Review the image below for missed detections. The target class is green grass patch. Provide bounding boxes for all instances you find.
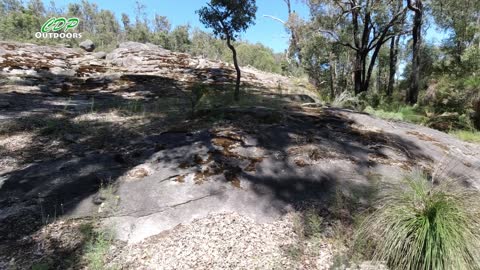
[80,223,115,270]
[356,172,480,270]
[450,130,480,144]
[364,105,427,124]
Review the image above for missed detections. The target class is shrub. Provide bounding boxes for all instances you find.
[356,172,480,270]
[332,91,362,109]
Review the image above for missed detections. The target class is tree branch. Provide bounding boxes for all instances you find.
[407,0,421,13]
[263,14,286,25]
[318,29,359,51]
[367,7,407,49]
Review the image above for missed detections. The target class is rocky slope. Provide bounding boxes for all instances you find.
[0,41,479,269]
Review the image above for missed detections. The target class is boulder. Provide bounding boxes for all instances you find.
[79,39,95,52]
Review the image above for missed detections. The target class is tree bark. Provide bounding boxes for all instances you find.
[352,1,364,95]
[377,57,382,93]
[387,36,397,96]
[387,0,404,96]
[285,0,302,65]
[406,0,423,105]
[226,37,241,101]
[329,52,337,99]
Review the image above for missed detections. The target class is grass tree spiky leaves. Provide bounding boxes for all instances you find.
[357,171,480,270]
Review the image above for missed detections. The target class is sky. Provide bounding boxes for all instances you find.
[48,0,446,53]
[49,0,310,53]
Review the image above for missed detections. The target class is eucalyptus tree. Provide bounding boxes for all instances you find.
[387,0,406,96]
[197,0,257,101]
[406,0,423,104]
[264,0,303,66]
[309,0,407,94]
[431,0,480,65]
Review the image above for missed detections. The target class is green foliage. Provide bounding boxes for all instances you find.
[189,28,226,60]
[81,224,115,270]
[236,42,281,73]
[431,0,480,63]
[303,208,323,238]
[0,0,47,43]
[197,0,258,100]
[331,91,360,108]
[196,0,257,41]
[168,25,191,52]
[424,75,479,114]
[357,172,480,270]
[364,105,427,124]
[461,46,480,74]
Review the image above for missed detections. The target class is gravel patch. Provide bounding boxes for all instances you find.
[107,212,335,270]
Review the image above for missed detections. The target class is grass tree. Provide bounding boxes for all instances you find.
[357,171,480,270]
[197,0,257,101]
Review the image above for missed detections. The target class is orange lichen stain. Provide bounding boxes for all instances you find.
[230,176,241,188]
[294,158,309,167]
[407,131,438,142]
[432,142,449,152]
[193,165,222,185]
[193,171,206,184]
[178,162,191,169]
[308,149,322,161]
[244,157,263,172]
[223,167,242,188]
[175,174,186,183]
[211,137,237,148]
[211,137,243,158]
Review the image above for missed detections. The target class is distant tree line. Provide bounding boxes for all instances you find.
[0,0,284,74]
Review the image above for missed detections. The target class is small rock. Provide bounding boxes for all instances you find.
[128,167,149,179]
[92,193,106,205]
[63,134,76,143]
[50,87,64,94]
[79,39,95,52]
[93,51,107,59]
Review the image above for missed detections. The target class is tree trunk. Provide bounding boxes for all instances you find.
[352,1,363,95]
[387,0,404,96]
[226,37,241,101]
[406,0,423,104]
[377,59,382,93]
[329,52,337,99]
[354,51,364,94]
[285,0,302,65]
[387,36,399,96]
